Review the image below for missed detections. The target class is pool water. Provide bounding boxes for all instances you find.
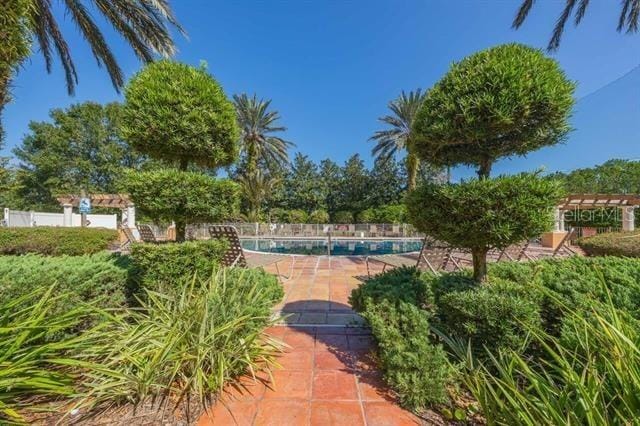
[240,238,423,256]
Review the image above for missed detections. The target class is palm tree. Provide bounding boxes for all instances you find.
[513,0,639,51]
[233,93,294,176]
[370,89,426,191]
[1,0,183,141]
[238,170,280,222]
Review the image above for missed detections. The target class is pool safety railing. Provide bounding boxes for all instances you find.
[184,222,423,240]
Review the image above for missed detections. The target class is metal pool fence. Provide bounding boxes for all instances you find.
[184,223,423,240]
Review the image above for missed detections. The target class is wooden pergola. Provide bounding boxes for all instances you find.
[554,193,639,233]
[56,193,133,208]
[56,194,136,228]
[559,194,640,210]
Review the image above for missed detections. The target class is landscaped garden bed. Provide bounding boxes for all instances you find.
[350,256,640,422]
[577,230,640,257]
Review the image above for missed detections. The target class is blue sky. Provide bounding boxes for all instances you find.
[3,0,639,179]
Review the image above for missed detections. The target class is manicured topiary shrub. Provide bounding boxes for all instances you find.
[406,173,562,281]
[0,252,131,319]
[0,227,118,256]
[576,231,640,258]
[130,240,229,292]
[124,169,240,241]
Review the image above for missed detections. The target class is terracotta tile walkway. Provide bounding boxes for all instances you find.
[198,256,423,426]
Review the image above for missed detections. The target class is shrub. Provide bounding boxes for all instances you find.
[0,227,118,256]
[287,209,308,223]
[406,173,562,281]
[357,208,376,223]
[350,266,433,311]
[457,285,640,425]
[489,256,640,332]
[0,253,131,318]
[432,277,541,358]
[333,210,354,224]
[361,299,454,409]
[375,204,407,223]
[130,240,229,292]
[351,267,453,409]
[124,169,240,241]
[78,268,284,411]
[308,209,329,223]
[576,230,640,257]
[268,208,288,223]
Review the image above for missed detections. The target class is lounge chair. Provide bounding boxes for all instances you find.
[496,240,534,262]
[208,225,292,282]
[552,229,578,257]
[138,224,159,243]
[365,239,465,277]
[119,226,138,251]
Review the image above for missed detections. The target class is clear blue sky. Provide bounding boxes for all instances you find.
[3,0,639,179]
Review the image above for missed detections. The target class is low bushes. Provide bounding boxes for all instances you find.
[459,286,640,424]
[358,204,407,224]
[0,253,131,319]
[351,256,640,413]
[130,240,228,292]
[576,230,640,257]
[0,227,118,256]
[78,268,284,411]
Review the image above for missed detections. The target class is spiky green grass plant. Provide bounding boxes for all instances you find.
[77,268,283,413]
[0,286,98,424]
[450,284,640,425]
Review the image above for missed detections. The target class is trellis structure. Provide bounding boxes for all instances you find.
[556,193,639,232]
[56,193,136,228]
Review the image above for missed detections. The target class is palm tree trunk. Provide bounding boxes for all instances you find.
[406,153,419,191]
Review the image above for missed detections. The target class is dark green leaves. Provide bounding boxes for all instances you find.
[121,61,239,169]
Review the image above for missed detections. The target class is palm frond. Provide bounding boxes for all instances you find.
[27,0,182,94]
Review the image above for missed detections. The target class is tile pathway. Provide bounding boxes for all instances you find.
[198,256,423,426]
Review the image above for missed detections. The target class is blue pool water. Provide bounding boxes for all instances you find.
[240,238,423,256]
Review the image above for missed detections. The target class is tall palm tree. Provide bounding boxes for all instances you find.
[1,0,183,141]
[370,89,426,191]
[233,93,294,176]
[238,170,280,222]
[513,0,639,51]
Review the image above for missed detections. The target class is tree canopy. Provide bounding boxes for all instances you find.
[11,102,148,211]
[412,43,575,178]
[121,60,239,170]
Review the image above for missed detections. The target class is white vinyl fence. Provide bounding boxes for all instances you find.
[2,208,117,229]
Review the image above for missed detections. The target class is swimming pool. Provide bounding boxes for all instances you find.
[240,238,423,256]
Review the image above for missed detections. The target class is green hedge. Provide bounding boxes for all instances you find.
[576,231,640,258]
[130,240,229,292]
[351,256,640,411]
[0,253,131,322]
[0,227,118,256]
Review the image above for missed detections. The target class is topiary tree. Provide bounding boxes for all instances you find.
[121,61,240,241]
[406,173,563,281]
[408,44,574,282]
[124,169,240,239]
[412,43,575,179]
[121,60,239,171]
